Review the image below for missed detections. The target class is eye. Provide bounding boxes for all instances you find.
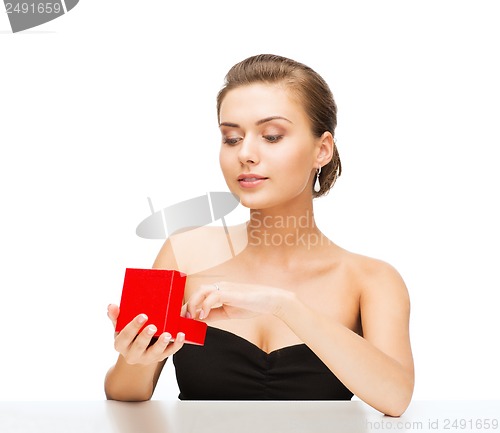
[263,135,283,143]
[223,136,242,146]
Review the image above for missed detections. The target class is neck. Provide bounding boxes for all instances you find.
[244,202,330,264]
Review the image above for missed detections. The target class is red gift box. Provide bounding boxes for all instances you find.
[115,268,207,345]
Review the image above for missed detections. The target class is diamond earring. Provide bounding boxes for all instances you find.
[314,167,321,193]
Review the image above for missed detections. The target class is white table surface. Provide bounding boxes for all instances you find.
[0,400,498,433]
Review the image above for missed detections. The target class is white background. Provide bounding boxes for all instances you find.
[1,1,499,402]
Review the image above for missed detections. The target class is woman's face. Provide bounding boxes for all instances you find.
[218,83,321,210]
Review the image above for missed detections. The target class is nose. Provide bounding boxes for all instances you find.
[238,135,260,166]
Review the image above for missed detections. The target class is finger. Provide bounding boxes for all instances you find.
[146,332,173,361]
[198,306,228,322]
[145,331,185,363]
[125,324,157,364]
[199,290,224,320]
[180,303,191,319]
[107,304,120,329]
[113,314,148,353]
[164,332,186,356]
[187,284,219,319]
[185,287,209,318]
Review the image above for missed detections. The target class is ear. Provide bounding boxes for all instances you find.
[315,131,334,167]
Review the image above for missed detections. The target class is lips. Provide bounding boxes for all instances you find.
[237,173,268,188]
[237,174,268,181]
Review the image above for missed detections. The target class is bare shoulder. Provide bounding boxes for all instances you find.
[338,248,414,390]
[152,223,248,274]
[339,248,410,305]
[152,236,178,269]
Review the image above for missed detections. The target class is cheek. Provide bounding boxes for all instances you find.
[274,145,316,189]
[276,145,313,174]
[219,149,234,178]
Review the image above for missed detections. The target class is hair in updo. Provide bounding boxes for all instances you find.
[216,54,342,198]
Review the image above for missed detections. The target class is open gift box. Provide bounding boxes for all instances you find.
[115,268,207,345]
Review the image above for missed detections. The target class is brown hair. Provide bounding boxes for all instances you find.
[216,54,342,198]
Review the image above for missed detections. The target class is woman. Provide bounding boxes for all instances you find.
[105,54,414,416]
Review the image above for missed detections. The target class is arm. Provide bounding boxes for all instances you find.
[187,260,414,416]
[104,308,185,401]
[276,262,414,416]
[104,238,185,402]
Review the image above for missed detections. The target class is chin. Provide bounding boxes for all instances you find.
[239,192,295,211]
[237,196,266,210]
[228,182,307,210]
[232,190,271,210]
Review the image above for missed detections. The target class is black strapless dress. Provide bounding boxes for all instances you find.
[173,326,353,400]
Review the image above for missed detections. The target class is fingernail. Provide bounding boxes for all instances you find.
[199,310,205,320]
[177,332,185,342]
[162,333,172,344]
[185,311,192,319]
[137,314,147,324]
[146,325,156,335]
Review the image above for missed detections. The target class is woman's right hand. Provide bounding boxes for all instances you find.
[107,304,185,365]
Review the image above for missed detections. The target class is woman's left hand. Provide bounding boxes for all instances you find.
[183,282,293,321]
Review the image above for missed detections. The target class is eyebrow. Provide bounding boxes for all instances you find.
[219,116,293,128]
